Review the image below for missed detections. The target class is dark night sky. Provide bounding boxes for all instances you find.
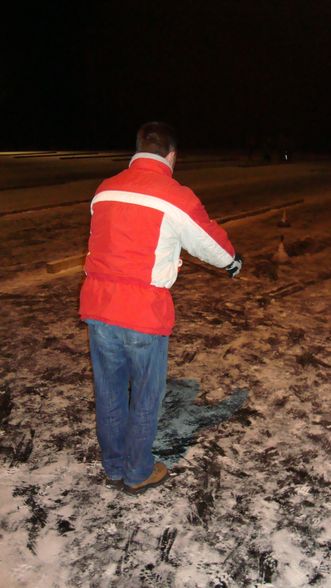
[2,1,331,151]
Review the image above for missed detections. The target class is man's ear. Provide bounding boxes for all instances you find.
[166,151,176,169]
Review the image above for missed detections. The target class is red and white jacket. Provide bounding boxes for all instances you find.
[79,153,235,335]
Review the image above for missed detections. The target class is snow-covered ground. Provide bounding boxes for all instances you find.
[0,162,330,587]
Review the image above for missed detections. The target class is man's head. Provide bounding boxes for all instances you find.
[136,121,177,169]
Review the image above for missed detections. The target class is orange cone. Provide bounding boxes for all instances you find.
[277,209,291,227]
[272,235,290,263]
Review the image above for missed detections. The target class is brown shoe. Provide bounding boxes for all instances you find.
[105,477,123,490]
[123,462,169,495]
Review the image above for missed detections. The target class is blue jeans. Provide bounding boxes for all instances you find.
[87,320,169,486]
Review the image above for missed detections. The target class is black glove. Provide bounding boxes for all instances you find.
[225,253,243,278]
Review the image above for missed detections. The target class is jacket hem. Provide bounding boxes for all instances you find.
[80,314,172,336]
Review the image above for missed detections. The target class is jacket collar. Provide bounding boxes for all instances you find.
[129,152,173,176]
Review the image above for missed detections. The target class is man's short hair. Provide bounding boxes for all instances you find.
[136,122,177,157]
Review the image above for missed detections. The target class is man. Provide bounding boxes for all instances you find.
[80,122,242,495]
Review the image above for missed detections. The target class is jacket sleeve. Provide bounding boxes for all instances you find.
[179,194,235,268]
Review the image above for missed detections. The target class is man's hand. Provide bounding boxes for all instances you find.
[225,253,243,278]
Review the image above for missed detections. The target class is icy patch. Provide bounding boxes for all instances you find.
[154,380,248,465]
